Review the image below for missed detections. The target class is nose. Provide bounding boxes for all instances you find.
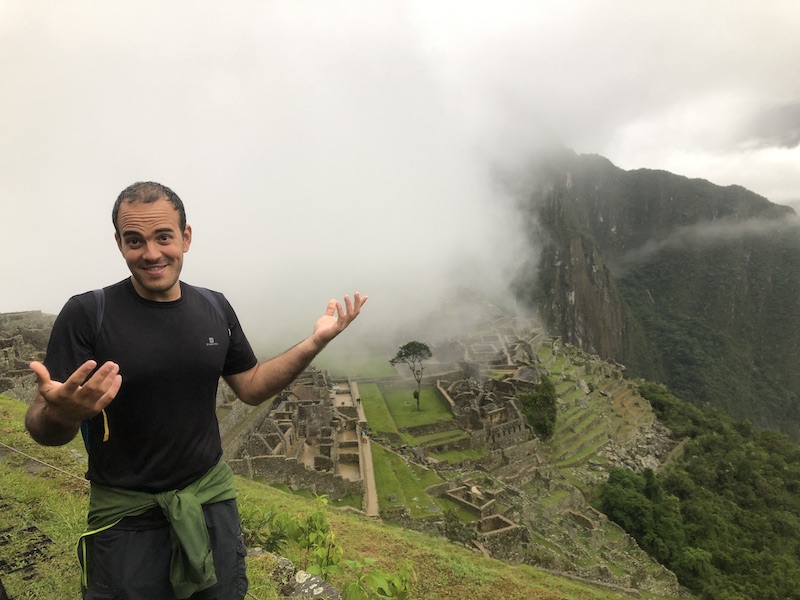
[142,241,161,261]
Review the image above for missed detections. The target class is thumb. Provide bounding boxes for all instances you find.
[29,361,52,387]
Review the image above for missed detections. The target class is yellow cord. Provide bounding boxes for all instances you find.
[101,409,109,442]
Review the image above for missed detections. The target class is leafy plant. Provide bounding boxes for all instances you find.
[238,500,289,553]
[275,495,416,595]
[341,557,416,599]
[280,495,345,579]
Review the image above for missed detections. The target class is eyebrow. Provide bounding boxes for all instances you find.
[122,226,177,238]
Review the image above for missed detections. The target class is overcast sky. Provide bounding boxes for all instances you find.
[2,1,799,353]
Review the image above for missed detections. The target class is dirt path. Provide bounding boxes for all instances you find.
[360,437,379,517]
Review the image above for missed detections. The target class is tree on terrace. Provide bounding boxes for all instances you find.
[390,341,432,411]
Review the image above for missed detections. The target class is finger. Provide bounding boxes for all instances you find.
[76,362,121,415]
[343,294,354,314]
[353,292,368,310]
[80,361,120,396]
[90,373,122,413]
[333,300,345,322]
[29,361,52,387]
[60,360,100,396]
[325,299,337,316]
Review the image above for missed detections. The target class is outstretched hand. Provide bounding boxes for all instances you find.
[311,292,368,348]
[29,360,122,427]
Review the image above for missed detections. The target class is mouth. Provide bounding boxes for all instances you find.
[140,264,169,275]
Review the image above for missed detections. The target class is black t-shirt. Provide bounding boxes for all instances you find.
[43,279,258,492]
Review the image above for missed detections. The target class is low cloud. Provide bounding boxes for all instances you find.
[616,213,800,273]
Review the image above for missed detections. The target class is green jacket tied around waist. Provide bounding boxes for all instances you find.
[80,459,237,599]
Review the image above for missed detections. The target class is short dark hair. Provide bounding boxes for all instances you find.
[112,182,187,235]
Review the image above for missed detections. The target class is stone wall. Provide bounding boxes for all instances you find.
[228,455,361,501]
[486,420,531,449]
[223,402,275,458]
[477,521,528,563]
[380,506,442,535]
[401,419,458,438]
[426,436,472,454]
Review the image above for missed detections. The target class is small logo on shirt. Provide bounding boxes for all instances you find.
[206,337,219,347]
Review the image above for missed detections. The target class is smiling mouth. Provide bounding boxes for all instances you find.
[141,264,169,273]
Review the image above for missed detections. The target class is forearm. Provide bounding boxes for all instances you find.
[227,336,326,406]
[25,395,81,447]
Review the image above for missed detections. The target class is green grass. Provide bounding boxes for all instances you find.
[415,464,445,489]
[370,443,442,518]
[557,438,610,468]
[381,386,453,429]
[268,481,313,498]
[556,380,575,395]
[390,393,468,447]
[416,430,469,447]
[528,530,567,556]
[359,382,400,434]
[267,482,362,509]
[568,415,603,437]
[545,489,571,507]
[563,388,587,403]
[429,447,490,464]
[0,399,93,599]
[434,496,481,522]
[550,356,570,374]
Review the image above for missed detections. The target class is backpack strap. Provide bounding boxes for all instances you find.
[92,288,105,337]
[81,289,106,452]
[192,285,232,337]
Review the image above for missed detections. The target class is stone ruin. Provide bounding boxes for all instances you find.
[221,312,555,513]
[445,483,498,518]
[431,373,544,486]
[224,367,367,504]
[0,311,55,400]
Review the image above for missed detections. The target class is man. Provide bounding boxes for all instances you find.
[25,181,367,599]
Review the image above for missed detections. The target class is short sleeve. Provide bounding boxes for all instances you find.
[43,293,97,382]
[218,296,258,376]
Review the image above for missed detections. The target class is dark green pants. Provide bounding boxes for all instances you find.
[80,499,248,600]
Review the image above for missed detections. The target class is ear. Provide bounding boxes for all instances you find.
[182,225,192,252]
[115,232,123,253]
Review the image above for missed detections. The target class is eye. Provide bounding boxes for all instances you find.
[125,237,142,247]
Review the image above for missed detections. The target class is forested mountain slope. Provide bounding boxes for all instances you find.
[512,149,800,437]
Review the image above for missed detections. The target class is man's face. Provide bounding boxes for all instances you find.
[115,198,192,301]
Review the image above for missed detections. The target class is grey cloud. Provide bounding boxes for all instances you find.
[741,103,800,149]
